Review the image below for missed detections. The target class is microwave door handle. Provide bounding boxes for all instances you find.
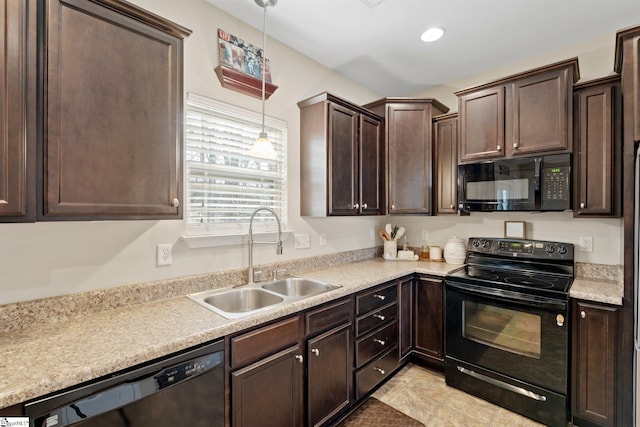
[534,158,541,192]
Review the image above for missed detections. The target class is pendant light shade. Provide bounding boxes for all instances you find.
[248,0,277,159]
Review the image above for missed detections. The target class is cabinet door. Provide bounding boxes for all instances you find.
[414,277,443,362]
[572,301,617,427]
[387,104,432,214]
[43,0,185,220]
[328,102,358,216]
[398,277,413,361]
[0,0,35,221]
[458,86,505,162]
[232,345,304,427]
[307,323,352,427]
[359,114,383,215]
[433,116,458,215]
[574,83,620,217]
[509,68,571,156]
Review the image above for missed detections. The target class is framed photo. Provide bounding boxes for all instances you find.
[217,29,272,82]
[504,221,526,239]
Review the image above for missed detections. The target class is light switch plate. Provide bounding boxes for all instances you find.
[294,234,310,249]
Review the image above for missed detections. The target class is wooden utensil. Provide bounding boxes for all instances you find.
[394,226,405,241]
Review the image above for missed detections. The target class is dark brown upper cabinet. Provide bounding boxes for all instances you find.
[615,25,640,143]
[363,98,449,215]
[573,76,622,218]
[299,92,383,216]
[456,58,579,163]
[40,0,191,220]
[433,113,458,215]
[0,0,36,222]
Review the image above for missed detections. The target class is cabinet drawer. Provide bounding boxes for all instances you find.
[356,321,398,368]
[355,283,397,316]
[355,347,399,399]
[306,298,352,336]
[231,316,300,368]
[355,303,397,337]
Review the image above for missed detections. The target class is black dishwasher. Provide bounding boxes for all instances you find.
[24,339,224,427]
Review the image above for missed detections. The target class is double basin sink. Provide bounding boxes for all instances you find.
[188,277,342,319]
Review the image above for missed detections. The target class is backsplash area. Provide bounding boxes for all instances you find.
[0,244,620,333]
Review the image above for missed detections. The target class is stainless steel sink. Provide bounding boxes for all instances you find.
[188,277,341,319]
[261,277,340,297]
[204,288,284,313]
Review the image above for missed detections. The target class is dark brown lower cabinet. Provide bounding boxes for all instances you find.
[307,323,352,426]
[399,276,414,362]
[230,299,352,427]
[231,344,304,427]
[413,275,444,367]
[571,300,617,427]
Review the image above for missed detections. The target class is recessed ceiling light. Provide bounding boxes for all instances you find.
[421,27,445,42]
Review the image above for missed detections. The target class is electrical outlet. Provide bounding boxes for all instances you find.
[421,230,429,241]
[579,236,593,253]
[294,234,310,249]
[319,233,327,246]
[156,244,173,266]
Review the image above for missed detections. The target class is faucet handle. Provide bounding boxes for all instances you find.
[273,269,288,280]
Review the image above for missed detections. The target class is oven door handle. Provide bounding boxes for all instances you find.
[445,281,567,312]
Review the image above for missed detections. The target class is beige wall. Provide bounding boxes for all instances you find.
[0,0,623,305]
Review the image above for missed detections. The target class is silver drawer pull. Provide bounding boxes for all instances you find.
[295,354,304,363]
[311,348,320,356]
[373,294,385,301]
[374,367,385,375]
[373,339,386,346]
[580,311,586,319]
[373,314,386,321]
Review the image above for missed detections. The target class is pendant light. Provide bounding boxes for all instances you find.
[248,0,277,159]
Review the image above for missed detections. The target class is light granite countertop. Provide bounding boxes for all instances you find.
[0,258,461,410]
[0,256,622,410]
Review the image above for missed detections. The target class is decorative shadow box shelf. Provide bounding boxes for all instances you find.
[214,65,278,99]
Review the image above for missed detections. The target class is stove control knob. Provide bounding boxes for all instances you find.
[545,245,555,254]
[472,240,481,248]
[557,246,567,255]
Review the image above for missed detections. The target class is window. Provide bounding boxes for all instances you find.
[184,93,287,236]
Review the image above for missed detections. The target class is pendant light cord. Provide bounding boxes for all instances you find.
[261,4,267,134]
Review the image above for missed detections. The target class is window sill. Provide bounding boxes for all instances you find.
[181,231,293,249]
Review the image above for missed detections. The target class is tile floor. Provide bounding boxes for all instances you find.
[372,364,545,426]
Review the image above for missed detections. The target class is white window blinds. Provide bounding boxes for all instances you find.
[185,93,287,236]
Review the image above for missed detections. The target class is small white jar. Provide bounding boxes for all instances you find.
[444,236,467,264]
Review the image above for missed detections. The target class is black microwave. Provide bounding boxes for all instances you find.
[457,153,571,212]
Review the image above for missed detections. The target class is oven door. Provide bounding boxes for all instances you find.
[445,280,568,394]
[458,157,539,211]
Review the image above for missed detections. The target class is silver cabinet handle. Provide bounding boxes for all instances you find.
[374,367,385,375]
[295,354,304,363]
[580,311,586,319]
[450,204,455,209]
[311,348,320,356]
[373,314,386,321]
[556,314,565,327]
[496,145,502,151]
[391,204,395,210]
[353,203,360,209]
[362,203,368,210]
[373,294,385,301]
[170,198,180,207]
[373,339,386,346]
[513,142,519,149]
[580,202,585,209]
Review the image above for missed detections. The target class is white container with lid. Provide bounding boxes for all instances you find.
[444,236,467,264]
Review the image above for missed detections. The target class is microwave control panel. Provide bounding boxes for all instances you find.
[541,164,570,210]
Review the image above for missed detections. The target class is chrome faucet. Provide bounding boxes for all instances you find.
[248,207,283,284]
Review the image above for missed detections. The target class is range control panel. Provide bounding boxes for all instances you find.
[469,237,574,261]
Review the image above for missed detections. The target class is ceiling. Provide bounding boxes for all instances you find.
[206,0,640,96]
